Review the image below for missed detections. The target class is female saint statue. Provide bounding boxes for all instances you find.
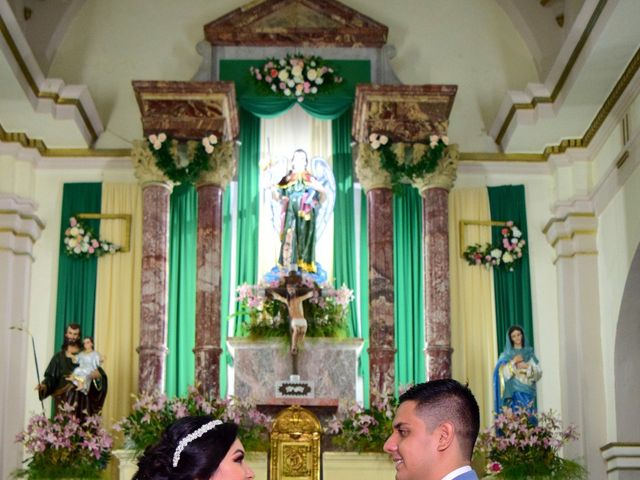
[493,325,542,413]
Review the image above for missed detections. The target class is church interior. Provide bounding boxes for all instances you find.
[1,0,639,479]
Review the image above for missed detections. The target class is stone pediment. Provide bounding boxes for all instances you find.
[204,0,388,48]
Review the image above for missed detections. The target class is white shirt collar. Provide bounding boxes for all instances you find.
[440,465,472,480]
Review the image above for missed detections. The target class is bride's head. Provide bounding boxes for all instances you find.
[134,416,255,480]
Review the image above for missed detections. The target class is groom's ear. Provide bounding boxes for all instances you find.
[436,421,455,452]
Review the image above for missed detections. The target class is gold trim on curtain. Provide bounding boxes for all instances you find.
[94,183,143,428]
[449,187,497,427]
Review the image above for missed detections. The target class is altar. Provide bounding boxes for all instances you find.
[228,337,364,408]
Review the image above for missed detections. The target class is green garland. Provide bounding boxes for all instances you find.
[373,134,448,191]
[147,133,216,184]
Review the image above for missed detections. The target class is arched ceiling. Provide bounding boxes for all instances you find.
[0,0,638,159]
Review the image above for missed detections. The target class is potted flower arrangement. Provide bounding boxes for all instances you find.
[475,406,586,479]
[113,386,272,455]
[235,276,353,340]
[325,392,397,453]
[14,402,113,479]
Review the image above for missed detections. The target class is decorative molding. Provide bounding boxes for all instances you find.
[195,141,236,189]
[130,140,172,188]
[0,12,102,143]
[411,145,459,193]
[0,246,34,261]
[354,143,391,192]
[494,0,609,146]
[541,47,640,158]
[544,211,598,264]
[204,0,388,48]
[601,442,640,474]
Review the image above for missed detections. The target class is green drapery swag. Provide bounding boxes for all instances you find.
[393,185,426,389]
[488,185,534,354]
[165,184,197,397]
[220,60,371,120]
[55,183,102,351]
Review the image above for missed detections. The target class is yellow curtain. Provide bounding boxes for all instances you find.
[449,187,497,427]
[94,183,143,428]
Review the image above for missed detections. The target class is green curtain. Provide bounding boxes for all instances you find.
[359,191,370,406]
[488,185,534,354]
[55,183,102,351]
[219,188,233,396]
[232,108,261,336]
[332,108,359,337]
[220,60,370,120]
[165,184,197,397]
[393,185,426,389]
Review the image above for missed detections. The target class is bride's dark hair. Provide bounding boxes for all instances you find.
[133,416,238,480]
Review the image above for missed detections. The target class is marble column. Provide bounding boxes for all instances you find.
[356,144,395,401]
[412,146,459,380]
[132,143,173,393]
[194,142,235,398]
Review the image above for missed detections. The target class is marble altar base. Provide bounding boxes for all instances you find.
[228,338,363,405]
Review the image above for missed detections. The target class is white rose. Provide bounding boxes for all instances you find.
[369,133,379,143]
[287,80,295,88]
[205,144,214,154]
[490,248,502,259]
[307,69,317,80]
[315,78,324,85]
[310,86,318,94]
[158,133,167,142]
[153,142,162,150]
[278,69,289,81]
[271,84,277,92]
[291,65,303,77]
[441,135,449,145]
[279,59,286,66]
[429,135,439,143]
[208,134,218,145]
[503,252,514,263]
[380,135,389,145]
[70,227,79,237]
[512,227,522,238]
[148,134,157,143]
[371,140,381,149]
[284,88,291,96]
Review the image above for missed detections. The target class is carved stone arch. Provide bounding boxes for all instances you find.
[614,243,640,439]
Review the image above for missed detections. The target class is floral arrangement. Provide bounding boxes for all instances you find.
[249,54,343,102]
[14,402,113,479]
[475,406,587,479]
[113,387,272,455]
[235,275,353,340]
[325,392,397,453]
[146,132,219,184]
[369,133,449,191]
[463,221,526,272]
[63,216,119,259]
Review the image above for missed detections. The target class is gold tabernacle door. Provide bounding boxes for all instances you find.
[269,405,322,480]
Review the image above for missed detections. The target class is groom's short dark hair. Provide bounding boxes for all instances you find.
[399,379,480,459]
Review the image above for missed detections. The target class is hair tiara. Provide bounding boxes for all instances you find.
[172,419,223,468]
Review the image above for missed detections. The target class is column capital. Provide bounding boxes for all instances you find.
[131,141,174,189]
[195,141,236,189]
[355,143,392,192]
[411,144,459,194]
